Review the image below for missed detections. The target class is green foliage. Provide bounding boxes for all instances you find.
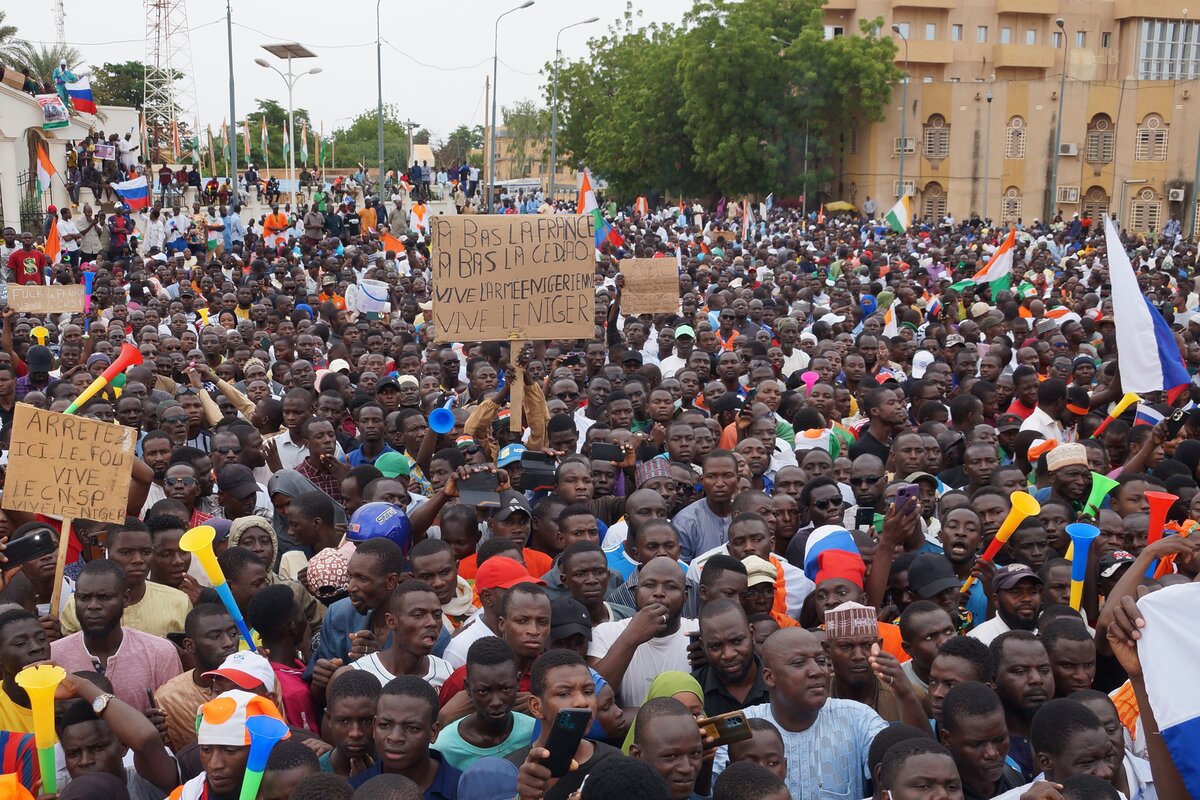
[328,105,409,171]
[502,100,550,178]
[550,0,899,201]
[4,41,81,87]
[90,61,159,109]
[0,12,19,68]
[413,128,431,145]
[435,124,484,168]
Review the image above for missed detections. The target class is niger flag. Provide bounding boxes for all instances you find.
[382,232,405,254]
[44,217,61,263]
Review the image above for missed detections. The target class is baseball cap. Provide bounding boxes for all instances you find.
[202,651,275,691]
[1098,550,1136,579]
[493,489,532,522]
[455,757,519,800]
[497,443,526,468]
[196,689,287,746]
[375,451,412,479]
[376,377,401,393]
[328,358,351,373]
[945,334,966,348]
[904,471,939,487]
[674,325,696,340]
[216,464,258,500]
[819,312,846,325]
[475,556,544,591]
[742,555,777,588]
[550,596,592,641]
[709,392,744,414]
[621,351,644,365]
[992,563,1043,591]
[26,345,53,373]
[995,413,1023,433]
[911,350,935,378]
[907,554,962,598]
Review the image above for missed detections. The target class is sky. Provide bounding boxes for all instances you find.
[8,0,693,142]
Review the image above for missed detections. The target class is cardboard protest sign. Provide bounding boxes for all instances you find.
[620,258,680,315]
[6,284,85,314]
[2,404,136,523]
[431,214,595,341]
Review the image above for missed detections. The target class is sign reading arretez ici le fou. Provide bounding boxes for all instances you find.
[431,214,595,342]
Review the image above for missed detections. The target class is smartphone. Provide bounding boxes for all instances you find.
[1166,408,1188,438]
[697,710,753,747]
[542,708,592,778]
[744,387,758,405]
[2,530,57,568]
[854,506,875,530]
[895,482,920,512]
[458,470,500,508]
[520,451,558,492]
[591,442,623,463]
[146,688,158,709]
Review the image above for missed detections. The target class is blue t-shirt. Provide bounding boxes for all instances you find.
[348,750,462,798]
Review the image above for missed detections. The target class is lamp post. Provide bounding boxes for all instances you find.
[892,24,909,204]
[489,0,535,213]
[984,82,994,222]
[375,0,384,198]
[255,44,320,206]
[225,0,238,211]
[1049,17,1068,220]
[550,16,599,203]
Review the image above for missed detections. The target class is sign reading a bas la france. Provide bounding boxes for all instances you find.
[2,404,135,523]
[6,284,85,314]
[431,214,595,342]
[620,258,681,315]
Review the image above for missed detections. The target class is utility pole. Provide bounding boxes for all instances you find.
[483,75,490,208]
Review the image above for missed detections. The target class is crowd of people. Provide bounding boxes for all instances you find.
[0,184,1195,800]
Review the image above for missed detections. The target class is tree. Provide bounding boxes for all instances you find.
[0,12,19,68]
[413,128,431,145]
[328,105,409,172]
[90,61,161,109]
[435,124,484,168]
[502,100,550,179]
[4,41,81,88]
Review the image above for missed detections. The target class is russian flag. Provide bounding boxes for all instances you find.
[110,175,150,210]
[802,525,858,582]
[1134,403,1165,427]
[66,76,97,114]
[1136,583,1200,797]
[1106,215,1190,401]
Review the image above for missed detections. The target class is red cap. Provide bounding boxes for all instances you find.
[47,205,57,213]
[815,550,866,589]
[476,556,545,591]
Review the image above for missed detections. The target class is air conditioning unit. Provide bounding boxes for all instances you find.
[1169,188,1186,202]
[893,137,915,155]
[1059,143,1079,156]
[1056,186,1080,204]
[893,180,916,197]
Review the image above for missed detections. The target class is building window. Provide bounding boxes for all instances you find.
[1000,27,1013,44]
[952,24,963,41]
[1001,187,1023,225]
[824,25,845,39]
[1101,32,1111,48]
[1053,31,1063,48]
[1076,31,1087,47]
[977,26,988,43]
[1135,114,1169,161]
[1005,117,1027,159]
[1085,114,1115,164]
[1083,186,1109,221]
[923,115,950,160]
[895,22,910,39]
[922,183,948,221]
[926,23,937,40]
[1139,19,1200,79]
[1130,187,1162,233]
[1025,28,1037,45]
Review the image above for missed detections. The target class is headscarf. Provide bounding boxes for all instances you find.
[620,671,704,754]
[229,514,278,566]
[266,469,348,542]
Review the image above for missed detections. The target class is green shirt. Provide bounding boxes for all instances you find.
[436,712,535,771]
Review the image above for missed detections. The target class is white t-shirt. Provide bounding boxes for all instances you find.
[442,611,498,669]
[350,651,454,690]
[58,219,81,252]
[588,617,699,706]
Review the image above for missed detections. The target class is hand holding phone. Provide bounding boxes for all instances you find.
[697,710,752,747]
[541,708,591,778]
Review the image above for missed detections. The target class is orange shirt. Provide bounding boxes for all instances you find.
[458,548,553,582]
[264,213,288,236]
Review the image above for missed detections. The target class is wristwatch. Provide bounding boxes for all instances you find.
[91,692,115,716]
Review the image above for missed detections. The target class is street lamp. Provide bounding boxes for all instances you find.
[256,43,321,206]
[550,16,599,203]
[1049,17,1068,220]
[891,24,909,206]
[983,80,994,222]
[376,0,385,199]
[771,36,811,218]
[489,0,536,213]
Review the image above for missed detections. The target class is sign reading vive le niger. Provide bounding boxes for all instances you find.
[431,214,595,342]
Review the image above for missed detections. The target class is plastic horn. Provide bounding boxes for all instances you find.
[1154,520,1199,579]
[239,715,289,800]
[81,271,95,314]
[30,326,48,346]
[1143,490,1178,578]
[1081,472,1120,520]
[15,664,66,794]
[801,370,819,396]
[1066,522,1100,610]
[1091,392,1142,438]
[962,491,1041,592]
[180,525,257,650]
[63,342,143,415]
[428,393,456,435]
[197,306,210,327]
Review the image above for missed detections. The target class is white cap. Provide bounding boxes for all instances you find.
[911,350,935,378]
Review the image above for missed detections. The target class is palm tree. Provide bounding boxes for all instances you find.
[6,40,82,88]
[0,11,19,67]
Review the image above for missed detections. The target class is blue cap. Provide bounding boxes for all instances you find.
[497,443,526,468]
[457,757,518,800]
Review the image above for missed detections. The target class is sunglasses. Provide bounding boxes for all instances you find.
[164,476,197,488]
[556,391,580,400]
[161,414,189,425]
[810,497,842,510]
[850,475,883,486]
[214,445,242,455]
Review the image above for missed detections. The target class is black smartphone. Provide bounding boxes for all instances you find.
[591,442,623,463]
[542,708,592,778]
[146,688,158,708]
[2,530,57,568]
[520,451,558,492]
[1166,408,1188,438]
[698,710,753,747]
[744,387,758,405]
[854,506,875,530]
[458,470,500,508]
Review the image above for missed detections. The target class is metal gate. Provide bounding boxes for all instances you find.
[16,169,41,235]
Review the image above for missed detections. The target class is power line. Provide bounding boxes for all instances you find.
[17,17,223,47]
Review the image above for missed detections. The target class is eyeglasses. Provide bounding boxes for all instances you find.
[164,476,197,488]
[556,391,580,400]
[214,445,242,455]
[175,386,199,396]
[850,475,883,486]
[810,497,842,510]
[161,414,189,425]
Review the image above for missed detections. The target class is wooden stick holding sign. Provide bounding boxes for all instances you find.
[509,341,526,432]
[47,520,73,619]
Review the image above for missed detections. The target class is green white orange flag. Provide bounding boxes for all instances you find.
[884,196,911,233]
[970,228,1016,294]
[577,170,598,214]
[36,142,56,192]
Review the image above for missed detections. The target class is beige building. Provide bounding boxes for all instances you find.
[484,125,577,200]
[830,0,1200,234]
